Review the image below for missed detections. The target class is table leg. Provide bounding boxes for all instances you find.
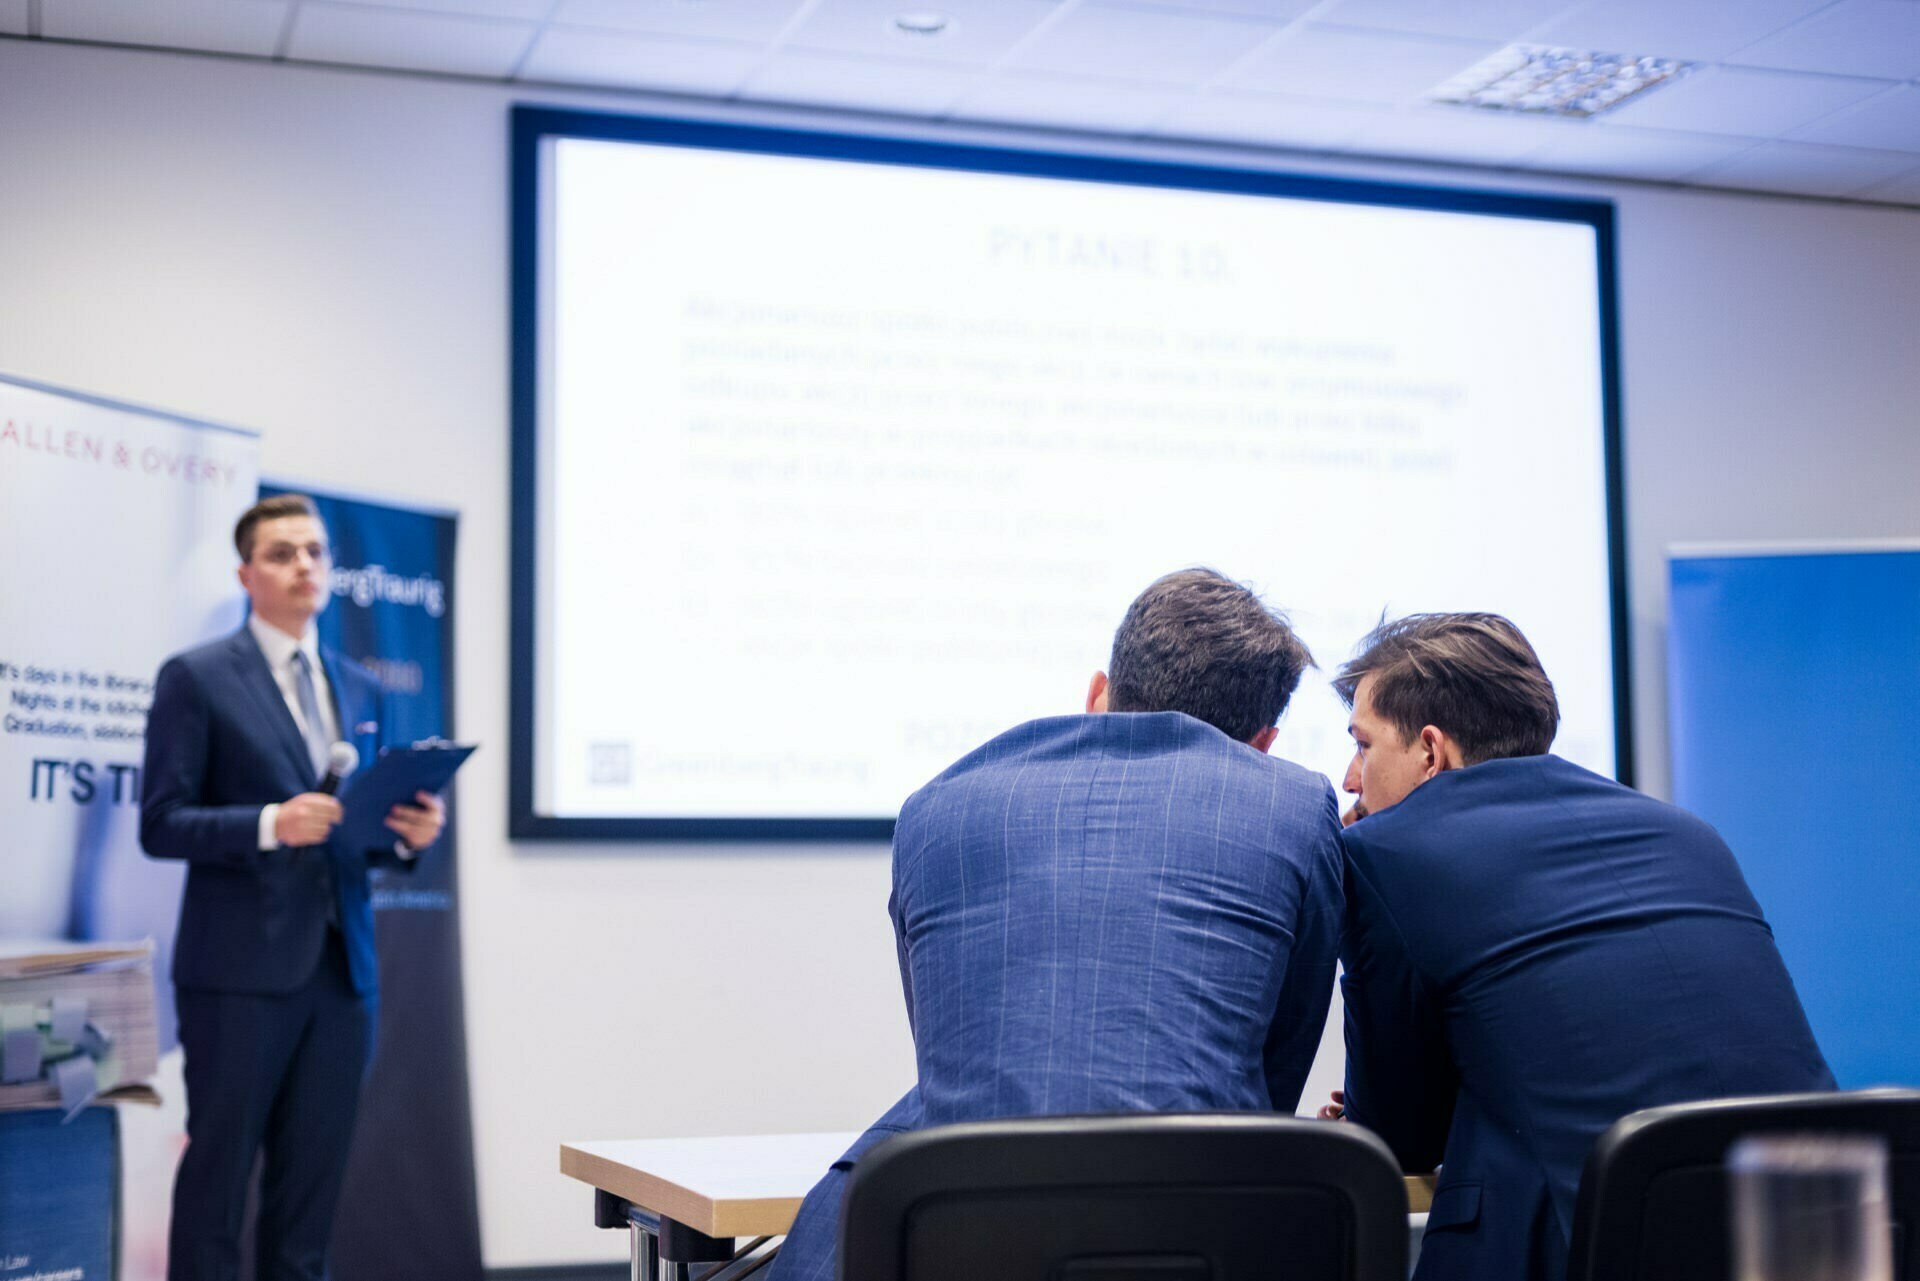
[630,1219,660,1281]
[608,1202,768,1281]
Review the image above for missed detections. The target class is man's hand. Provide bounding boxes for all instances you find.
[276,793,344,847]
[1341,800,1369,828]
[386,790,446,852]
[1317,1089,1348,1121]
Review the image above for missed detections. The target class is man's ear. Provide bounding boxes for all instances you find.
[1419,726,1468,777]
[1086,671,1110,714]
[1249,725,1279,755]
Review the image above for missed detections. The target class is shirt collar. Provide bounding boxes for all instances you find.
[247,613,320,672]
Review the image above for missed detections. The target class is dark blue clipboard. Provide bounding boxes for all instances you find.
[338,741,476,852]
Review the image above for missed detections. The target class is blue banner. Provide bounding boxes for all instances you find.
[261,483,482,1281]
[1668,547,1920,1089]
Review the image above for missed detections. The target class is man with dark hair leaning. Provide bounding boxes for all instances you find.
[142,494,446,1281]
[1328,613,1832,1281]
[768,569,1345,1281]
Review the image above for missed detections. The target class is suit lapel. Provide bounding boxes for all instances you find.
[229,629,319,786]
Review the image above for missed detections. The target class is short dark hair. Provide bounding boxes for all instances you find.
[1332,613,1559,763]
[1106,568,1315,744]
[234,493,322,562]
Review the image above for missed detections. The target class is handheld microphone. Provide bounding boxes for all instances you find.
[319,742,360,797]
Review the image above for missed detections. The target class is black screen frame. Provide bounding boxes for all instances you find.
[509,103,1630,842]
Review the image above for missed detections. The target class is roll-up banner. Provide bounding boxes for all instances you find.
[1668,544,1920,1090]
[259,483,482,1281]
[0,372,259,1279]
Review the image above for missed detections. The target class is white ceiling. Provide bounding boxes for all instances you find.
[8,0,1920,205]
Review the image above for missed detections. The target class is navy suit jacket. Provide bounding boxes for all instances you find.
[769,711,1344,1281]
[1340,755,1834,1281]
[140,628,407,996]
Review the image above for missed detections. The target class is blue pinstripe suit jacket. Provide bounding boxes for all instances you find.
[894,710,1344,1123]
[771,710,1343,1281]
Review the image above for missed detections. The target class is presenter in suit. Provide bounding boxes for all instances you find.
[141,493,445,1281]
[1325,613,1833,1281]
[770,569,1346,1281]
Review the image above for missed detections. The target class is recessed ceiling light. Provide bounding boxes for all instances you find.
[892,11,952,37]
[1430,44,1695,119]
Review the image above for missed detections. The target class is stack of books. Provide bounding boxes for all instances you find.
[0,940,160,1113]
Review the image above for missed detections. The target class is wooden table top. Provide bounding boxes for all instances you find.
[563,1132,859,1239]
[561,1132,1436,1239]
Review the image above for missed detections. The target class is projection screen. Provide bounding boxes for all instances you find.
[510,107,1628,841]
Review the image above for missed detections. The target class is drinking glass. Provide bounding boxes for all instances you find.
[1730,1134,1893,1281]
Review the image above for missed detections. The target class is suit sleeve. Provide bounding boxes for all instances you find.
[1339,834,1457,1172]
[139,657,265,865]
[1261,787,1342,1111]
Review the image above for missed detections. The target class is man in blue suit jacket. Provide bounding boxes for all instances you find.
[141,494,445,1281]
[1328,613,1833,1281]
[771,569,1345,1281]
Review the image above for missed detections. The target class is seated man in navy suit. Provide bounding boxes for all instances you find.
[141,493,446,1281]
[1327,613,1833,1281]
[769,568,1346,1281]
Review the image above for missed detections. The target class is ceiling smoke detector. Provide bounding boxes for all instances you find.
[1430,43,1695,119]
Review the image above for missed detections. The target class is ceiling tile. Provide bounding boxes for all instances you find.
[1347,101,1571,166]
[338,0,552,20]
[1221,24,1499,103]
[786,0,1055,66]
[1603,64,1890,139]
[289,4,534,76]
[1522,122,1761,182]
[1727,0,1920,81]
[1530,0,1836,63]
[952,72,1192,133]
[1852,163,1920,207]
[1316,0,1582,44]
[1007,4,1281,85]
[739,49,980,116]
[1692,139,1920,198]
[520,26,764,93]
[0,0,28,36]
[552,0,806,45]
[41,0,290,56]
[1789,84,1920,153]
[1150,90,1397,150]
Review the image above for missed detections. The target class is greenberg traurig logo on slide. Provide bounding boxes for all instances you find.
[330,564,446,617]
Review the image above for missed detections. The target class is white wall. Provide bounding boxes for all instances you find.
[3,39,1916,1267]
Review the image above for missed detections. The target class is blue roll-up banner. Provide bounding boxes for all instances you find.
[1668,545,1920,1089]
[259,483,482,1281]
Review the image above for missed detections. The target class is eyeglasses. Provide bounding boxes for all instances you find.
[257,542,332,566]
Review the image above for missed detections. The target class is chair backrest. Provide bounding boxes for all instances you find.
[838,1113,1408,1281]
[1568,1088,1920,1281]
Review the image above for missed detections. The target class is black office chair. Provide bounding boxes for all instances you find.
[1568,1088,1920,1281]
[838,1113,1408,1281]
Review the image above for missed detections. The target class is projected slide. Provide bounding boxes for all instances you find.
[516,115,1622,834]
